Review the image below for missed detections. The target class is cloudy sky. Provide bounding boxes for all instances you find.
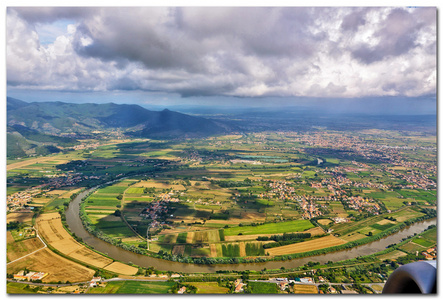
[6,6,437,109]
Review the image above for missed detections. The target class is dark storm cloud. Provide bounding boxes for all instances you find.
[10,7,97,23]
[350,8,426,64]
[341,8,368,31]
[6,7,437,98]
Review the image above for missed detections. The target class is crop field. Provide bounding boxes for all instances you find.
[185,282,229,294]
[266,235,346,256]
[420,226,437,242]
[376,250,408,261]
[103,262,138,275]
[37,213,114,268]
[7,212,33,224]
[411,238,434,247]
[292,284,318,294]
[6,125,437,293]
[7,248,95,283]
[398,241,427,254]
[248,281,279,294]
[88,280,175,294]
[386,208,425,222]
[7,235,45,262]
[223,220,314,236]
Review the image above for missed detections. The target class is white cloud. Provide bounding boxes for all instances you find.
[7,7,436,99]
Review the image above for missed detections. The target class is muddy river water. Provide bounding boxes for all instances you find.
[65,188,436,273]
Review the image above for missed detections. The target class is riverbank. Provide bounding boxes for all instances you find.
[65,181,437,273]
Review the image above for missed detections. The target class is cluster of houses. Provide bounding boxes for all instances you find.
[345,196,381,215]
[13,270,48,281]
[234,279,246,293]
[296,131,436,192]
[140,193,180,228]
[421,246,437,260]
[7,190,39,212]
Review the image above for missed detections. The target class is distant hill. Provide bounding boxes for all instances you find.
[7,97,229,137]
[6,97,230,158]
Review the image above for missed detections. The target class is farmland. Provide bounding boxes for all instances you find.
[6,124,437,293]
[87,281,175,294]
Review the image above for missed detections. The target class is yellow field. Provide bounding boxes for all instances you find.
[266,235,346,256]
[239,242,246,257]
[7,248,95,283]
[36,213,116,269]
[132,180,186,190]
[185,282,230,294]
[7,236,45,262]
[317,219,333,226]
[292,284,318,294]
[7,156,67,171]
[103,262,138,275]
[186,232,195,244]
[46,189,67,195]
[377,250,408,261]
[210,244,217,257]
[376,219,397,225]
[340,232,367,242]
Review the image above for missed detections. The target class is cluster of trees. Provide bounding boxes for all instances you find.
[258,232,312,249]
[258,232,311,242]
[211,178,254,188]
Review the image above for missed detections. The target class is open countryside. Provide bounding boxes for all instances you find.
[6,6,437,295]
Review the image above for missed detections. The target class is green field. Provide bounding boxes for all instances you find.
[224,220,314,236]
[411,238,434,247]
[7,282,37,294]
[88,281,175,294]
[248,281,279,294]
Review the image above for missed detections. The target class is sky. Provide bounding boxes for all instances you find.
[5,4,438,112]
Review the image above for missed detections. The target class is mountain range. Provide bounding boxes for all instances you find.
[7,97,230,158]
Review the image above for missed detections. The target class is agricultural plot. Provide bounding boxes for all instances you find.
[7,248,95,283]
[6,235,45,262]
[411,238,434,248]
[224,220,314,236]
[292,284,318,294]
[88,214,137,238]
[420,226,437,242]
[248,281,279,294]
[7,212,33,224]
[376,250,408,261]
[386,208,425,222]
[37,213,114,269]
[266,235,346,256]
[398,241,427,254]
[88,280,175,294]
[185,282,229,294]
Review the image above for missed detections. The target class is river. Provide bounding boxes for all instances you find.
[65,188,436,273]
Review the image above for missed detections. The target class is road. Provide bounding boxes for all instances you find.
[7,227,47,265]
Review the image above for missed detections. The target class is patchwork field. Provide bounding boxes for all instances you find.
[224,220,314,236]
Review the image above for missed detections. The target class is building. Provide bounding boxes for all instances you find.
[14,270,48,281]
